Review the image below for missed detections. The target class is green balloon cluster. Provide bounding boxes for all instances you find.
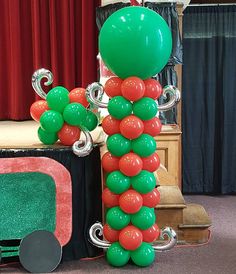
[132,134,157,157]
[36,86,98,145]
[107,242,130,267]
[107,134,131,157]
[130,242,155,267]
[131,170,156,194]
[131,206,156,230]
[106,171,131,194]
[108,96,133,119]
[106,206,130,230]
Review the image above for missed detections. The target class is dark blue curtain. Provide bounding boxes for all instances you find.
[182,5,236,194]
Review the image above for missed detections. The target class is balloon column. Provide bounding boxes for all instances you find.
[89,6,179,267]
[30,69,99,156]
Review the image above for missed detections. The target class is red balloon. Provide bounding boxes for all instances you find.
[119,189,143,214]
[58,123,81,145]
[69,88,89,108]
[143,117,162,137]
[119,153,143,177]
[102,115,120,135]
[102,152,120,172]
[102,188,120,208]
[119,225,143,250]
[142,224,160,243]
[121,77,145,102]
[104,77,123,97]
[103,223,120,242]
[30,100,49,122]
[142,188,160,208]
[120,115,144,139]
[142,153,160,172]
[144,79,163,100]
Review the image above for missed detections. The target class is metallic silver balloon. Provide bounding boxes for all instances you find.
[158,85,181,112]
[86,82,108,108]
[152,227,177,251]
[89,222,111,250]
[72,128,93,157]
[32,68,53,99]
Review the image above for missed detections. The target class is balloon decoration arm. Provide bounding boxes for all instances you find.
[89,223,111,250]
[152,227,177,252]
[86,82,108,109]
[32,68,53,99]
[158,85,181,112]
[72,128,93,157]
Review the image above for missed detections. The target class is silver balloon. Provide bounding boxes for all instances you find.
[86,82,108,108]
[72,128,93,157]
[32,68,53,99]
[158,85,181,112]
[89,222,111,250]
[152,227,177,251]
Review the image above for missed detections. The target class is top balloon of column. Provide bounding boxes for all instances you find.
[99,6,172,80]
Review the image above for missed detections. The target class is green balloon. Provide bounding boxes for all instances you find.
[107,242,130,267]
[106,171,131,194]
[81,110,98,131]
[131,170,156,194]
[133,98,158,120]
[108,96,132,119]
[106,206,130,230]
[46,86,69,113]
[40,110,64,133]
[107,134,131,157]
[99,6,172,79]
[130,242,155,267]
[37,127,58,145]
[131,206,156,230]
[63,103,86,126]
[132,134,156,157]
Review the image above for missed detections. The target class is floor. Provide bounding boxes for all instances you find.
[2,195,236,274]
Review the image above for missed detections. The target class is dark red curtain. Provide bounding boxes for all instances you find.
[0,0,100,120]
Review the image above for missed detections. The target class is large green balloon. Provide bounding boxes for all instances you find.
[133,98,158,121]
[46,86,69,113]
[107,242,130,267]
[131,206,156,230]
[37,127,58,145]
[107,134,131,157]
[63,103,86,126]
[40,110,64,133]
[99,6,172,79]
[106,171,131,194]
[130,242,155,267]
[108,96,133,120]
[81,110,98,131]
[131,170,156,194]
[132,134,156,157]
[106,206,130,230]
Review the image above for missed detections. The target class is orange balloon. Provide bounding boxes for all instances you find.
[144,79,163,100]
[104,77,123,98]
[58,123,81,145]
[69,88,89,108]
[142,224,160,243]
[103,223,120,242]
[30,100,49,122]
[121,77,145,102]
[142,153,160,172]
[102,188,120,208]
[102,152,120,172]
[102,115,120,135]
[119,189,143,214]
[119,225,143,250]
[142,188,160,208]
[119,153,143,177]
[143,117,162,137]
[120,115,144,139]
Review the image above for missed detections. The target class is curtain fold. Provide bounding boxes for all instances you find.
[96,2,182,124]
[0,0,100,120]
[182,5,236,194]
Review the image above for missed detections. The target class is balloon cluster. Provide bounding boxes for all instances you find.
[101,76,163,267]
[30,87,98,145]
